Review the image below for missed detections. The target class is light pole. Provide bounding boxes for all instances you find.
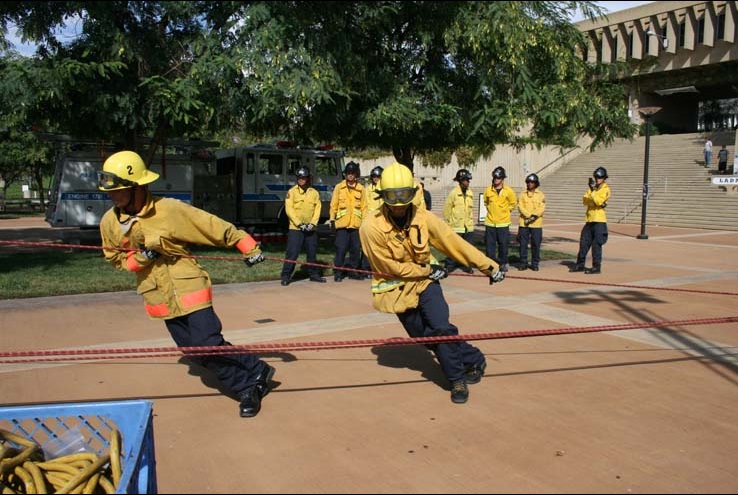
[646,29,669,50]
[637,106,661,240]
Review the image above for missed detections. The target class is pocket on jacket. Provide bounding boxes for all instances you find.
[136,277,158,296]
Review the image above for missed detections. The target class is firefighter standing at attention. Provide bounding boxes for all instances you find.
[329,161,367,281]
[280,166,326,285]
[482,166,517,272]
[516,173,546,271]
[97,150,275,418]
[359,162,505,404]
[443,169,476,274]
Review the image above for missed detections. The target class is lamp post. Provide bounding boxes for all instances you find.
[637,106,662,240]
[646,29,669,50]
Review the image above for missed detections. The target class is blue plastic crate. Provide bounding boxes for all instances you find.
[0,399,157,494]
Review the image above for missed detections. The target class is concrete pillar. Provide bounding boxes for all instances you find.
[703,2,717,47]
[725,0,737,43]
[684,7,697,50]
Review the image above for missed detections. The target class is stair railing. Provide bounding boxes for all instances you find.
[617,176,667,224]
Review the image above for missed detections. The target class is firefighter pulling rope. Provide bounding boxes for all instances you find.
[2,155,737,410]
[1,239,737,297]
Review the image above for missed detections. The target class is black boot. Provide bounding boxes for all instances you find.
[239,364,276,418]
[569,263,585,273]
[584,265,601,274]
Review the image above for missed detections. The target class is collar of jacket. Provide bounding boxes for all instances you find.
[114,189,156,223]
[377,205,420,234]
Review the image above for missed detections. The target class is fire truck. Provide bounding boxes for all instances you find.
[45,140,345,231]
[214,142,345,228]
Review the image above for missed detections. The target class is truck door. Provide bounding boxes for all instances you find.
[48,154,110,228]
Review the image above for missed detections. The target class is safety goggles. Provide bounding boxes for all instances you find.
[381,187,416,205]
[97,171,137,190]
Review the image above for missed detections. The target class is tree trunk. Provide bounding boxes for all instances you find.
[32,166,45,209]
[392,147,415,172]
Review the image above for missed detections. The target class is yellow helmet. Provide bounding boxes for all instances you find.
[378,162,417,205]
[97,151,159,191]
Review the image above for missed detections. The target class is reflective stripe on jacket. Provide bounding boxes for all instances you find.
[483,185,517,227]
[359,206,500,314]
[583,182,611,223]
[100,192,258,320]
[443,184,475,233]
[518,188,546,228]
[330,180,366,229]
[285,185,321,230]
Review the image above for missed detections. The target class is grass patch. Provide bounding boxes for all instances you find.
[0,237,573,299]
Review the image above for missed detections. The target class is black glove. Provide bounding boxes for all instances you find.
[329,220,336,232]
[524,214,538,226]
[140,249,160,260]
[588,177,596,190]
[244,248,265,267]
[428,264,448,281]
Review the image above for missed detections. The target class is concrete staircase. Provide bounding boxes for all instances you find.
[540,131,738,231]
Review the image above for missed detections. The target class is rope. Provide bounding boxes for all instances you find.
[1,239,737,297]
[1,315,736,364]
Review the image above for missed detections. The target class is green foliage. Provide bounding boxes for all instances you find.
[0,235,573,299]
[0,0,635,176]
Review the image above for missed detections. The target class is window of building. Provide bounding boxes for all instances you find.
[717,12,726,40]
[678,21,686,47]
[697,16,705,44]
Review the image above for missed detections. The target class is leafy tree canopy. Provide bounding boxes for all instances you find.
[0,1,635,170]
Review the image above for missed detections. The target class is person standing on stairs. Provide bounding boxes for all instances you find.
[704,138,713,168]
[718,145,729,174]
[570,166,610,275]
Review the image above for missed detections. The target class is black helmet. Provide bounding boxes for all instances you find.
[344,161,361,176]
[492,166,506,179]
[593,166,608,179]
[525,173,540,186]
[296,166,311,179]
[454,169,472,182]
[370,166,384,178]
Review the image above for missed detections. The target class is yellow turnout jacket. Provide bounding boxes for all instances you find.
[443,184,475,233]
[359,206,500,314]
[517,188,546,227]
[483,185,517,227]
[100,191,259,320]
[285,184,321,230]
[330,180,366,229]
[583,182,610,223]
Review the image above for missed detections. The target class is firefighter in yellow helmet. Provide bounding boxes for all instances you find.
[359,162,505,404]
[329,161,367,281]
[98,150,275,418]
[443,169,475,274]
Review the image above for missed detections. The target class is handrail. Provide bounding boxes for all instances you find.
[536,147,580,177]
[618,176,667,223]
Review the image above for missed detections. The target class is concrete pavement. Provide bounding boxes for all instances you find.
[1,216,738,493]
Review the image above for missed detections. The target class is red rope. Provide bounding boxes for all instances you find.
[2,315,736,364]
[1,239,737,297]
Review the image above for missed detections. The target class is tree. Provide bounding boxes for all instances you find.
[224,1,635,168]
[0,1,242,163]
[1,1,635,173]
